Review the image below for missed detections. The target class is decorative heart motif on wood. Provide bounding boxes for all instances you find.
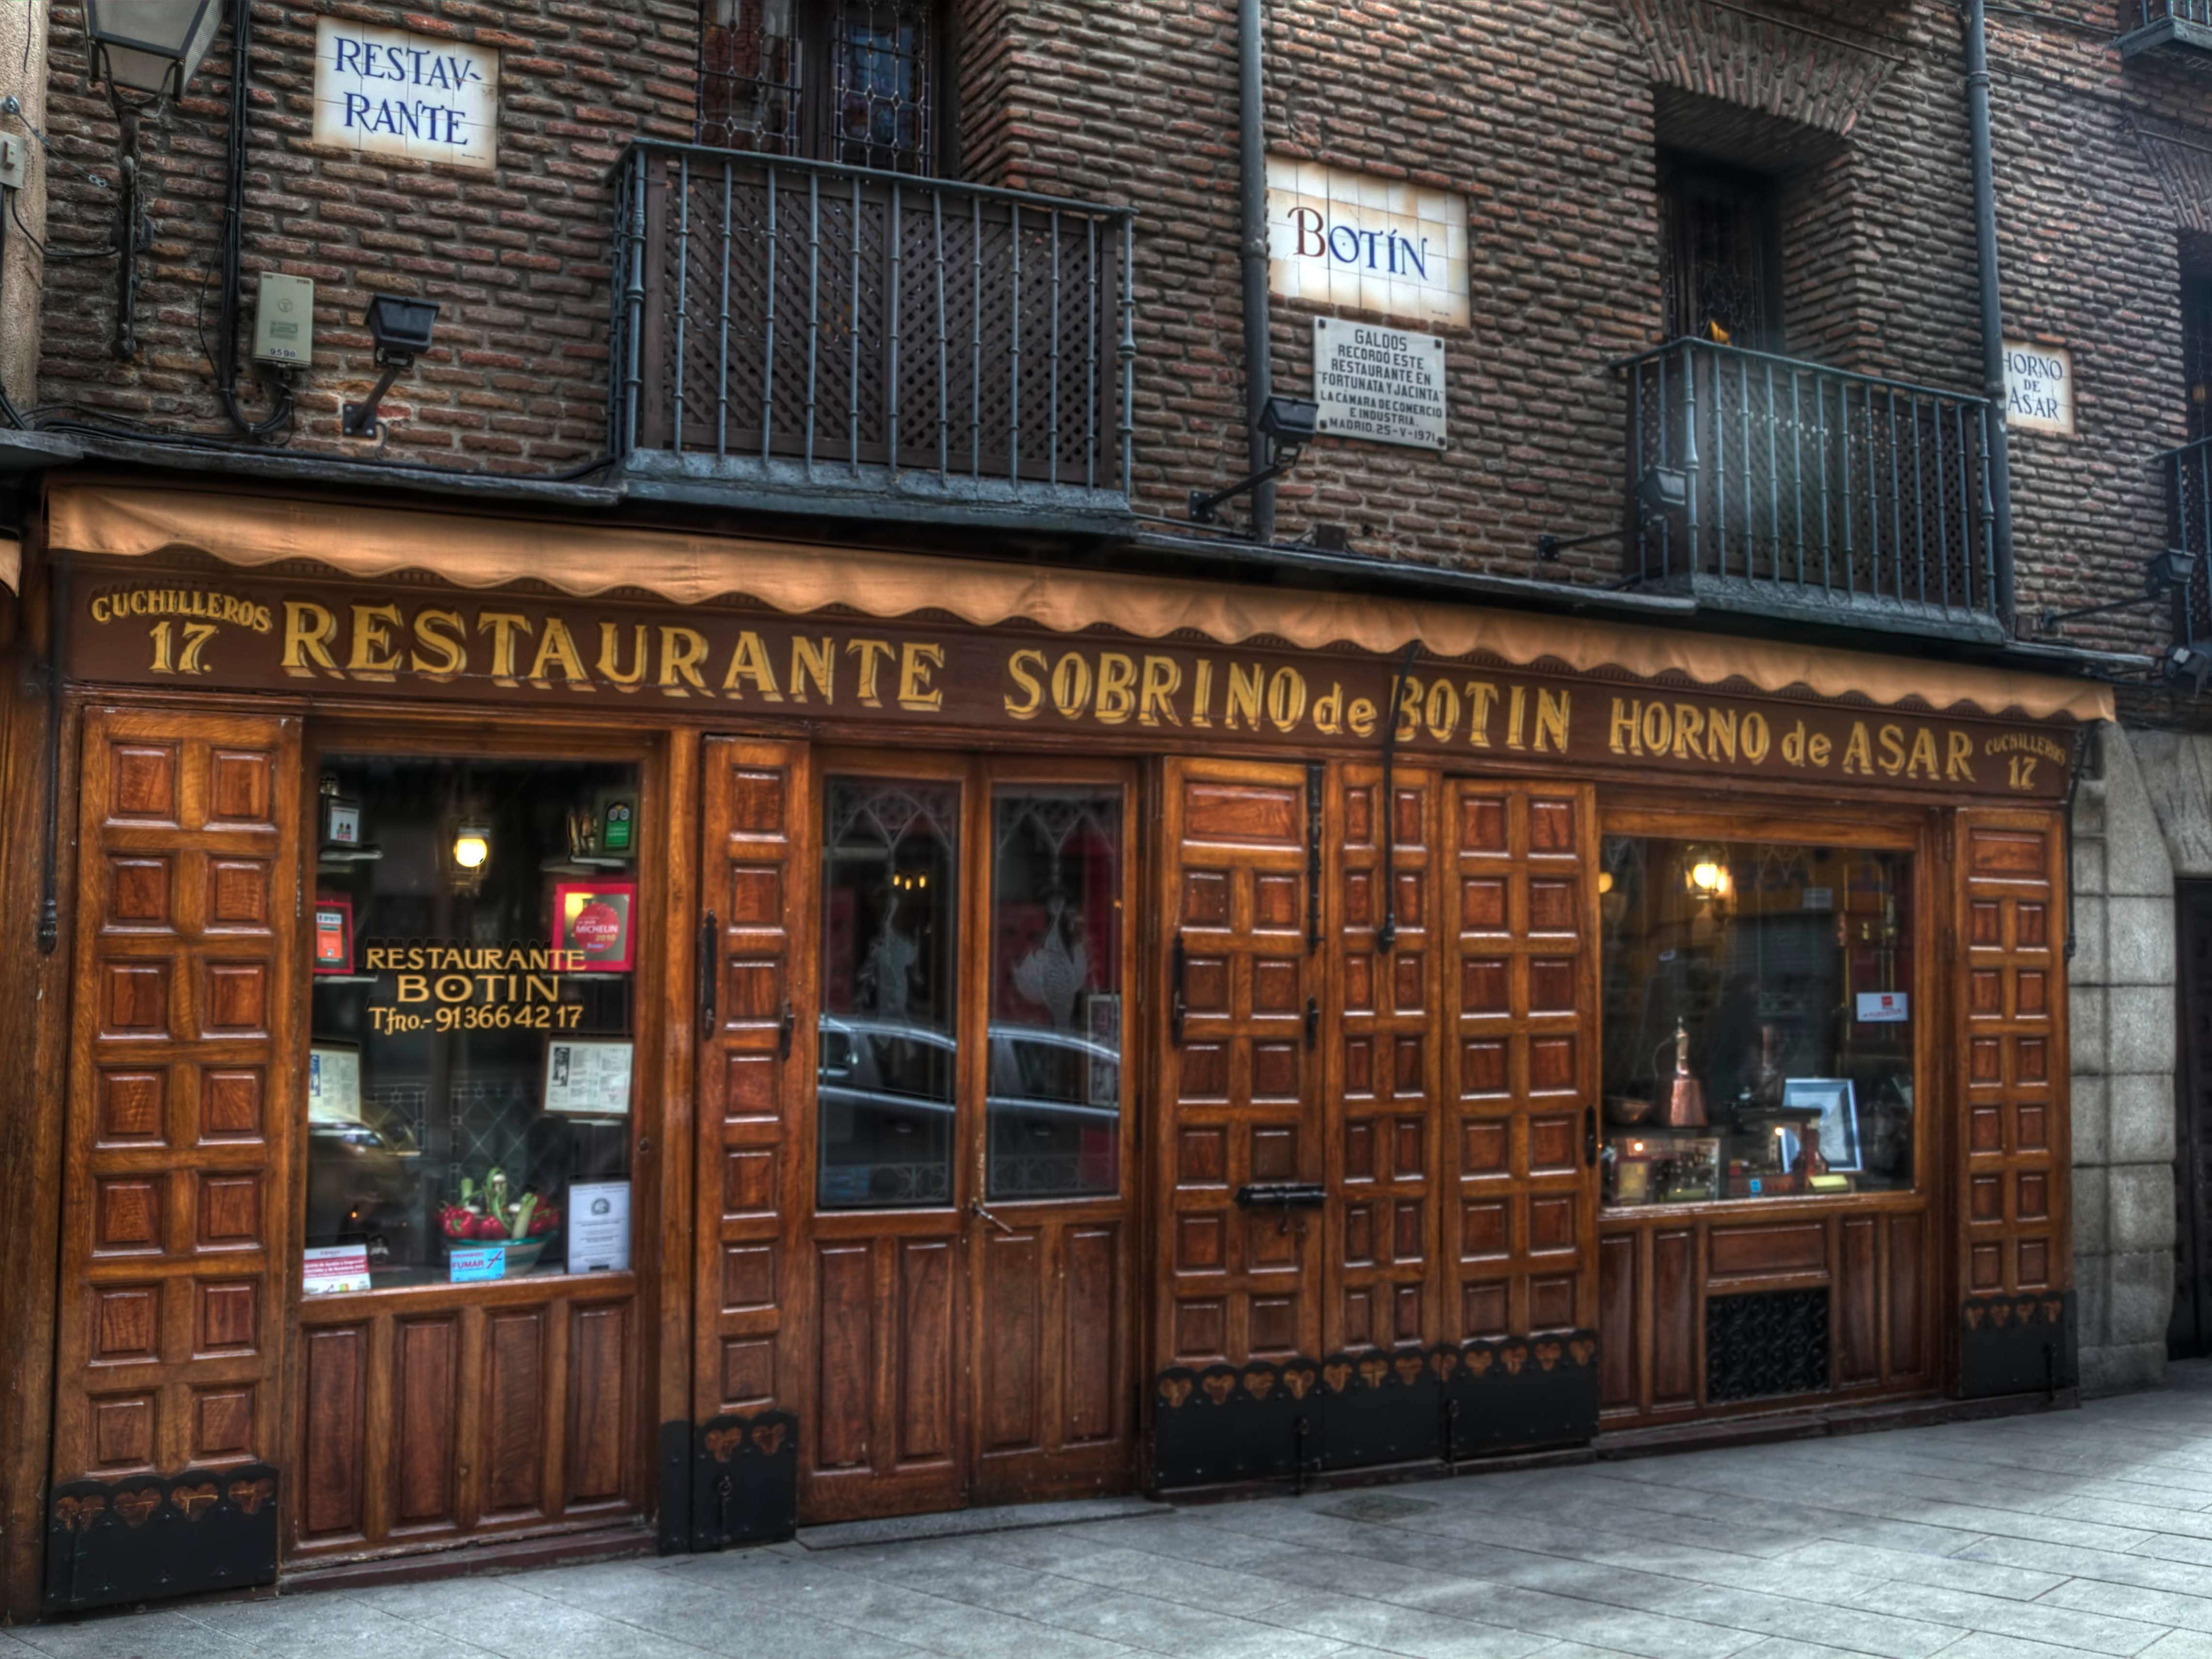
[227,1478,274,1515]
[2042,1300,2064,1324]
[1534,1340,1562,1372]
[1569,1338,1596,1367]
[703,1427,746,1463]
[1394,1355,1425,1386]
[1243,1370,1276,1401]
[1281,1367,1317,1398]
[1322,1362,1353,1394]
[115,1490,160,1528]
[1964,1306,1984,1328]
[1991,1304,2012,1327]
[1466,1350,1494,1377]
[1201,1373,1237,1405]
[1501,1345,1528,1375]
[1431,1350,1460,1381]
[54,1495,106,1532]
[752,1422,787,1456]
[172,1484,220,1521]
[1357,1357,1389,1389]
[1159,1376,1193,1408]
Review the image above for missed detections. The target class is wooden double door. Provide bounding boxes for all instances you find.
[694,742,1140,1524]
[1152,757,1604,1484]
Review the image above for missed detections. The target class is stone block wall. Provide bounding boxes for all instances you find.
[2071,727,2178,1395]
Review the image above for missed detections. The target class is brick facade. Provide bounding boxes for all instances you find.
[25,0,2207,658]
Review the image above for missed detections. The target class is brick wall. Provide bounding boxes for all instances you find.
[22,0,2212,654]
[34,0,695,467]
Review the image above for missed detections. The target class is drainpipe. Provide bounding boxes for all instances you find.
[1238,0,1274,543]
[1966,0,2017,631]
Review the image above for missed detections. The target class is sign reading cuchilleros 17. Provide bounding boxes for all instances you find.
[70,576,2077,801]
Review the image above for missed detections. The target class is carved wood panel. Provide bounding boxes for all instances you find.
[697,739,812,1429]
[1324,762,1440,1357]
[1442,781,1598,1344]
[1956,809,2072,1391]
[291,1287,637,1556]
[1158,759,1320,1371]
[55,710,299,1490]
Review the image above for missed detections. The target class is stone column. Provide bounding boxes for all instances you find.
[2074,727,2182,1395]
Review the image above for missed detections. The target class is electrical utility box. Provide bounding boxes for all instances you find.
[252,273,314,366]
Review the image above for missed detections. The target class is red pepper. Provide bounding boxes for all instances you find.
[473,1214,509,1241]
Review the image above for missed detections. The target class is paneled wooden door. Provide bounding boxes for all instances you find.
[726,750,1138,1525]
[48,708,300,1609]
[1152,758,1602,1485]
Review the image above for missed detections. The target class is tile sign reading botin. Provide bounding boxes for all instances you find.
[1266,158,1469,328]
[312,19,499,171]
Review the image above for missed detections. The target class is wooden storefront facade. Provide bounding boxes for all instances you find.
[0,481,2109,1616]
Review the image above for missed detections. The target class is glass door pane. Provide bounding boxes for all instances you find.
[818,777,961,1207]
[986,786,1123,1200]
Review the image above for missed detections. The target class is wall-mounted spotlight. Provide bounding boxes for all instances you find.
[342,294,440,439]
[83,0,221,358]
[1190,395,1322,526]
[2037,548,2198,635]
[2168,643,2212,697]
[1537,466,1690,562]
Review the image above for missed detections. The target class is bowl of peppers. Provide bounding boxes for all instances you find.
[438,1166,561,1274]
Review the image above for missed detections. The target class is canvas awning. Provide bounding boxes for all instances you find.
[44,481,2115,724]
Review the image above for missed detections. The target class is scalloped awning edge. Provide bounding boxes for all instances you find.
[45,482,2115,725]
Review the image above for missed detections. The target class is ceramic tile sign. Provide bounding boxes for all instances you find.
[1312,317,1448,450]
[2006,341,2074,435]
[313,19,498,172]
[1266,158,1469,329]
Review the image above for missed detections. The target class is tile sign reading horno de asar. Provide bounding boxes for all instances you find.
[312,18,499,171]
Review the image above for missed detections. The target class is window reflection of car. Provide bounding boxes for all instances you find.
[817,1014,1120,1127]
[307,1118,421,1266]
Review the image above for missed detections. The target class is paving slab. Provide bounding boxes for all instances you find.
[29,1361,2212,1657]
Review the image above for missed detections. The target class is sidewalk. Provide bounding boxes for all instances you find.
[20,1365,2212,1659]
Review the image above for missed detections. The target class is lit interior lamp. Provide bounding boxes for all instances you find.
[1598,872,1615,894]
[452,824,492,872]
[1684,845,1732,901]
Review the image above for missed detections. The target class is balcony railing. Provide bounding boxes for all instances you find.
[1616,339,2004,639]
[2120,1,2212,59]
[608,142,1136,526]
[2166,437,2212,643]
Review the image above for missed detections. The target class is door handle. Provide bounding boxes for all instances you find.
[1585,1106,1598,1168]
[1170,935,1187,1048]
[778,998,794,1060]
[697,910,717,1026]
[968,1197,1016,1237]
[1305,996,1319,1051]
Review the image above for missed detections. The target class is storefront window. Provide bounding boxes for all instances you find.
[304,757,640,1292]
[1599,836,1915,1207]
[987,787,1123,1200]
[818,777,960,1208]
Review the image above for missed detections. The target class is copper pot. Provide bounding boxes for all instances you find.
[1660,1021,1705,1129]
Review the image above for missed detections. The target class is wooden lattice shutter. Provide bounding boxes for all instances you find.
[47,709,299,1610]
[1955,808,2074,1397]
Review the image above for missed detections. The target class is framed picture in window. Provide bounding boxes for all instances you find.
[553,881,636,972]
[312,896,354,975]
[1783,1077,1861,1173]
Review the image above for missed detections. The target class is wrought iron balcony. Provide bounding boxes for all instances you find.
[2119,1,2212,60]
[1615,339,2005,641]
[2166,437,2212,644]
[608,142,1136,529]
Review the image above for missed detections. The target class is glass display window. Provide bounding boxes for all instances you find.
[1598,834,1915,1208]
[304,755,641,1291]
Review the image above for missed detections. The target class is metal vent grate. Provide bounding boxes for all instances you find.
[1706,1288,1830,1403]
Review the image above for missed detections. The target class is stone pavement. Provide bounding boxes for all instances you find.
[25,1367,2212,1659]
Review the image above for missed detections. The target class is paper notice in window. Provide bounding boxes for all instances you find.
[543,1040,633,1116]
[1856,991,1909,1023]
[567,1181,631,1275]
[303,1243,372,1295]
